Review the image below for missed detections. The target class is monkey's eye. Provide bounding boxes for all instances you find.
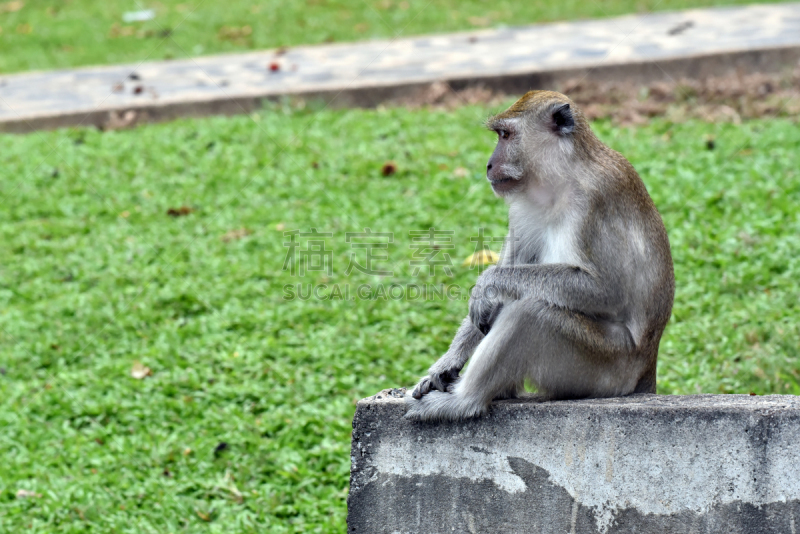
[497,129,510,140]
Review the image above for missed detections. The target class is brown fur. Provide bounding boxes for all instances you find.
[407,91,675,421]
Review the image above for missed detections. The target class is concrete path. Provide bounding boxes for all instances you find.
[2,3,800,132]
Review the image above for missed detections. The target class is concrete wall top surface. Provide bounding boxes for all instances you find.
[349,389,800,533]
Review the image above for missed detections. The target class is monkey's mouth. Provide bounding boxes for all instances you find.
[489,177,518,192]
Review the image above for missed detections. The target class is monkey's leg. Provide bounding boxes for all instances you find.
[405,300,639,421]
[410,317,484,399]
[517,300,641,400]
[405,302,531,421]
[492,380,524,401]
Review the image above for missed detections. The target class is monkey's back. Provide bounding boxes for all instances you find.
[584,145,675,384]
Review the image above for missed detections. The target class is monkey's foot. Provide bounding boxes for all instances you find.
[491,382,524,401]
[492,389,520,401]
[404,390,487,422]
[410,369,459,399]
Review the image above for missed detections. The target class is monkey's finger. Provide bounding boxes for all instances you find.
[412,379,430,399]
[436,368,460,387]
[421,379,432,395]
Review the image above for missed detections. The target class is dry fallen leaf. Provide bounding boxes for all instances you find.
[1,1,24,13]
[131,361,152,380]
[381,161,397,176]
[275,222,285,231]
[196,510,212,522]
[166,206,193,217]
[109,23,136,38]
[462,249,499,267]
[221,228,252,242]
[218,25,252,42]
[453,167,469,178]
[16,489,41,499]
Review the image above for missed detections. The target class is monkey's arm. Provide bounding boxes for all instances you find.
[411,316,484,399]
[469,264,622,330]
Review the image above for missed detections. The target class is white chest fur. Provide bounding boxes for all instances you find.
[506,195,582,267]
[538,219,581,265]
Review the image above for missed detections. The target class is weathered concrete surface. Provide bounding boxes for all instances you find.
[2,3,800,132]
[348,389,800,533]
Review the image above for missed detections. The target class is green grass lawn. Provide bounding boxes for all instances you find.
[1,103,799,532]
[0,0,796,73]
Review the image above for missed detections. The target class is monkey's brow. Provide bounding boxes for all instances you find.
[485,116,518,131]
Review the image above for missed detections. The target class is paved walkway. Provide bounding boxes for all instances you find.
[1,3,800,132]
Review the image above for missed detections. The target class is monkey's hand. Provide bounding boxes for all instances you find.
[411,368,460,399]
[410,316,484,400]
[468,274,505,335]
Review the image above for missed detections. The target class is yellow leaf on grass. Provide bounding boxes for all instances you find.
[221,228,252,242]
[462,249,499,267]
[1,1,24,13]
[131,361,152,379]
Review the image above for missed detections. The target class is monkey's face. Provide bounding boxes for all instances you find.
[485,91,578,198]
[485,119,524,195]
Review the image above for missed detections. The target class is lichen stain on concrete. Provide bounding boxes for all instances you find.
[355,455,800,534]
[379,439,528,494]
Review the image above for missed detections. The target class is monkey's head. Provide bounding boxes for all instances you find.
[485,90,589,197]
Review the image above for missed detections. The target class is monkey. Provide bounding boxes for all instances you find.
[405,90,674,421]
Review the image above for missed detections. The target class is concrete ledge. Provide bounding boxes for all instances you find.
[348,389,800,533]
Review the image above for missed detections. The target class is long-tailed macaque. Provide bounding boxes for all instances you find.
[406,91,674,421]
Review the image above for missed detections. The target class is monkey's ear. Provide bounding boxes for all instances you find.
[551,104,575,136]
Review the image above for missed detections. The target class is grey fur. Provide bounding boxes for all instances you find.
[406,91,674,421]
